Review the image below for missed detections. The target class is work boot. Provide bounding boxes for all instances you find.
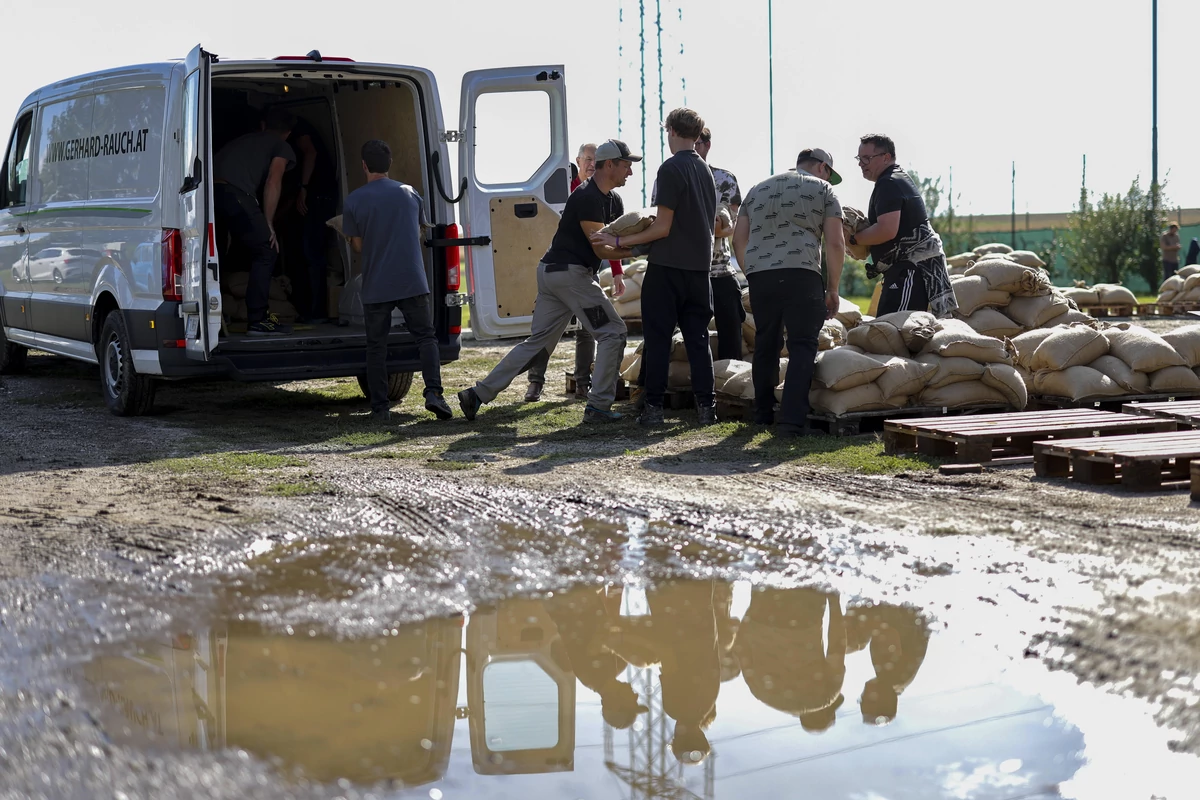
[696,403,719,426]
[629,385,646,411]
[573,380,591,401]
[583,405,623,424]
[457,387,483,421]
[638,403,666,426]
[425,391,453,420]
[524,382,543,402]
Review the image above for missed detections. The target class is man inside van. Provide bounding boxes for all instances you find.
[343,140,454,422]
[289,117,338,323]
[457,139,641,424]
[214,106,297,335]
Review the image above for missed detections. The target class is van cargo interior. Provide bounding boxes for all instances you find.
[209,74,432,350]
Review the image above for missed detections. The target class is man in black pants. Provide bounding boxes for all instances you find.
[733,148,845,436]
[342,140,453,422]
[289,117,338,323]
[213,107,296,335]
[592,108,716,426]
[695,127,745,361]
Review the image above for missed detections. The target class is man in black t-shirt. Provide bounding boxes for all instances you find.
[592,108,717,426]
[459,140,641,423]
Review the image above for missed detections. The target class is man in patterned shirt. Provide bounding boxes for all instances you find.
[696,128,746,361]
[733,148,845,436]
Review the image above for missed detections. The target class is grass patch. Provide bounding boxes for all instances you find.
[424,458,479,471]
[797,441,936,474]
[351,447,440,460]
[265,478,333,496]
[154,452,308,477]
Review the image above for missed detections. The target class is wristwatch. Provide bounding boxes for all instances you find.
[848,234,858,246]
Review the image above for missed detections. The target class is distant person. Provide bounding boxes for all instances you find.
[1162,223,1182,279]
[213,106,297,335]
[342,140,453,422]
[591,107,717,426]
[289,117,338,324]
[850,134,957,318]
[695,127,746,361]
[734,147,845,436]
[458,139,640,424]
[525,142,601,403]
[1186,237,1200,267]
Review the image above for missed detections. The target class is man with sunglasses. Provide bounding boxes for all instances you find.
[850,134,956,317]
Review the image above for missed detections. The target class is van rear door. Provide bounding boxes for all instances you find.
[459,67,569,341]
[179,45,219,359]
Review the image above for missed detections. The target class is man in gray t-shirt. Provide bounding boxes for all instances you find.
[342,139,452,422]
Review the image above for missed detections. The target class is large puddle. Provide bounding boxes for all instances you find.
[74,576,1198,799]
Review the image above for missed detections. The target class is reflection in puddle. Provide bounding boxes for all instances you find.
[78,580,1190,798]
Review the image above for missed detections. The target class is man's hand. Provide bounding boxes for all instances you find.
[268,226,279,251]
[296,188,308,216]
[825,289,840,320]
[612,273,626,298]
[590,230,617,248]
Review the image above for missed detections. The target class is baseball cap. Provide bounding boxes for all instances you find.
[595,139,643,163]
[798,147,841,185]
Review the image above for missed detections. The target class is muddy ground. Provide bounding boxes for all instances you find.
[2,320,1200,798]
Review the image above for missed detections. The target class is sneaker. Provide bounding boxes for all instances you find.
[369,409,392,423]
[583,405,623,424]
[629,385,646,411]
[573,381,591,401]
[425,391,453,420]
[247,313,292,336]
[696,404,718,426]
[457,387,483,421]
[524,382,543,402]
[637,403,666,426]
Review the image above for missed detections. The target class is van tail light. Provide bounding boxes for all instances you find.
[445,223,461,292]
[161,228,183,302]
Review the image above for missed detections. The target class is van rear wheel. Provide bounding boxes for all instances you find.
[357,372,414,402]
[0,326,27,375]
[99,312,156,416]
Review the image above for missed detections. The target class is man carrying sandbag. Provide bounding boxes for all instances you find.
[733,148,845,436]
[850,134,957,318]
[458,140,640,423]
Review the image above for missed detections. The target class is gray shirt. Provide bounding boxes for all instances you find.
[343,178,430,304]
[213,131,296,197]
[738,168,842,276]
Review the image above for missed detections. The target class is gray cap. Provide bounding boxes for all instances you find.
[797,148,841,185]
[595,139,643,163]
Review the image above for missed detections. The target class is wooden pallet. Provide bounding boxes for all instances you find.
[619,317,643,335]
[1033,430,1200,489]
[1028,392,1200,412]
[564,371,629,400]
[884,408,1176,464]
[1121,399,1200,428]
[1079,303,1136,317]
[1138,301,1200,317]
[715,393,753,421]
[803,404,1011,437]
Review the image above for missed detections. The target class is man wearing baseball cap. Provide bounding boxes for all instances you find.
[458,139,641,423]
[733,147,845,436]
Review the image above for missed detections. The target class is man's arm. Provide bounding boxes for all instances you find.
[732,212,750,269]
[262,156,290,250]
[851,210,900,246]
[591,206,675,248]
[294,134,317,215]
[823,215,845,320]
[580,219,631,297]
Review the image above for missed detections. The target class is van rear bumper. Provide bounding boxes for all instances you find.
[203,338,462,382]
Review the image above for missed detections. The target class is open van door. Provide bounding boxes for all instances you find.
[459,67,570,341]
[179,45,219,359]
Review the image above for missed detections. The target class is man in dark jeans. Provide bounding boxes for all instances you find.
[342,140,453,422]
[592,108,717,426]
[289,117,339,323]
[695,127,745,361]
[733,148,845,436]
[213,106,297,335]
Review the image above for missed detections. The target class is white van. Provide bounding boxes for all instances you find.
[0,46,570,414]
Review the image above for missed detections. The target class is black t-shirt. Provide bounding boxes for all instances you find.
[288,118,337,195]
[649,149,716,271]
[541,179,623,272]
[867,164,928,263]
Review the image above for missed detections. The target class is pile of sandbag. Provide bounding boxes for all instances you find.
[617,342,785,400]
[600,260,647,320]
[1052,281,1139,308]
[221,273,298,324]
[1155,264,1200,305]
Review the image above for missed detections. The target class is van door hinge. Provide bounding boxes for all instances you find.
[439,130,466,143]
[444,293,472,307]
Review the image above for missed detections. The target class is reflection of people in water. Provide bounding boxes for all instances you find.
[845,602,930,725]
[544,585,647,729]
[735,588,847,733]
[713,581,741,682]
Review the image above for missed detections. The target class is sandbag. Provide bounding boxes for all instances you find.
[1008,250,1046,268]
[963,307,1024,339]
[617,299,642,319]
[1149,365,1200,393]
[842,206,871,260]
[951,275,1011,315]
[1059,287,1099,306]
[598,267,613,288]
[1161,325,1200,368]
[1103,327,1185,372]
[222,293,248,322]
[964,261,1049,296]
[1011,328,1060,368]
[269,275,292,302]
[1056,309,1095,326]
[875,356,937,400]
[810,383,899,416]
[847,319,909,358]
[226,271,251,300]
[670,332,689,362]
[601,209,655,236]
[919,380,1009,408]
[741,287,753,314]
[621,354,642,382]
[722,370,755,400]
[617,279,642,303]
[1159,274,1185,295]
[668,361,691,389]
[325,215,344,236]
[813,348,889,391]
[1093,283,1138,305]
[621,347,642,374]
[921,319,1015,364]
[1029,324,1109,371]
[835,297,863,329]
[973,242,1014,256]
[742,314,756,348]
[268,298,298,322]
[914,353,986,388]
[981,363,1029,410]
[1179,264,1200,279]
[1005,292,1070,329]
[1087,355,1150,393]
[946,252,977,268]
[873,310,937,353]
[819,318,847,351]
[1032,366,1125,400]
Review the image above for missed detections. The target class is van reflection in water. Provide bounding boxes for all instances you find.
[80,580,1092,797]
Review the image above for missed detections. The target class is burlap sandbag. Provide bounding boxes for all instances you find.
[742,314,756,348]
[722,370,755,399]
[847,319,909,357]
[1149,365,1200,393]
[819,318,847,351]
[981,363,1029,410]
[598,267,614,288]
[921,319,1015,364]
[1103,327,1185,372]
[947,252,977,268]
[974,242,1014,256]
[919,380,1009,408]
[713,359,752,384]
[1161,325,1200,367]
[835,296,862,329]
[964,261,1049,296]
[601,209,655,236]
[1179,264,1200,279]
[1056,309,1095,326]
[269,275,292,302]
[226,271,251,300]
[617,279,642,303]
[1029,324,1109,371]
[842,206,870,260]
[1088,355,1150,393]
[872,310,937,353]
[1033,366,1125,400]
[221,293,248,322]
[951,275,1011,315]
[669,332,689,362]
[1008,250,1046,268]
[875,356,937,400]
[963,307,1023,339]
[1005,292,1070,329]
[813,348,890,391]
[667,360,691,389]
[1159,289,1180,303]
[1092,283,1138,305]
[621,347,642,374]
[810,383,900,416]
[617,299,642,319]
[741,288,752,314]
[915,353,986,388]
[1159,274,1185,295]
[1060,287,1099,305]
[621,355,641,382]
[1011,328,1060,368]
[325,215,344,236]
